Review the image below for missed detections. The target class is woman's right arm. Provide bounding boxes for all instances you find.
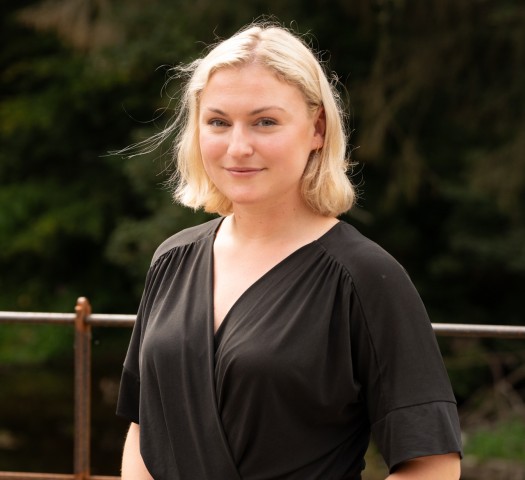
[121,422,154,480]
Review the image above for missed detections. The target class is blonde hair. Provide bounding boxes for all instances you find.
[153,21,355,216]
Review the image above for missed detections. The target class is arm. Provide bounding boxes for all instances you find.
[386,452,461,480]
[121,422,154,480]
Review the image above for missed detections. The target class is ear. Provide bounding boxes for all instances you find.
[312,106,326,150]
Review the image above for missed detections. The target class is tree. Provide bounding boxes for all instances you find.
[0,0,523,362]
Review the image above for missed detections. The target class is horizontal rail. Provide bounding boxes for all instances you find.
[433,323,525,339]
[87,314,136,328]
[1,311,524,338]
[0,312,76,325]
[0,312,135,327]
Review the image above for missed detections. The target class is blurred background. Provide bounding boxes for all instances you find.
[1,0,524,478]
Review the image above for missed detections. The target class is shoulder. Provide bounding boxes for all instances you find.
[319,221,408,284]
[320,221,429,333]
[151,217,222,265]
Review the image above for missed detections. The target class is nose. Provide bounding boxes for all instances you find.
[227,124,254,158]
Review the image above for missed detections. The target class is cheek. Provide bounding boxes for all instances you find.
[268,135,311,170]
[199,134,225,163]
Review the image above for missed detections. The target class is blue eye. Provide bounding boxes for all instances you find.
[257,118,276,127]
[209,119,228,127]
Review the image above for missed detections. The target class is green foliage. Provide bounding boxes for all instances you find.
[0,324,73,365]
[0,0,524,375]
[465,419,525,462]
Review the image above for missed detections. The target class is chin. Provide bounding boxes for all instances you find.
[223,190,267,206]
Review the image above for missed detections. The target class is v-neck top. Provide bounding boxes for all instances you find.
[117,218,462,480]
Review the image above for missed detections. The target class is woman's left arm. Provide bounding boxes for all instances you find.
[386,453,461,480]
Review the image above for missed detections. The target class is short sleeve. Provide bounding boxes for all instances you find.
[349,248,462,471]
[117,366,140,423]
[372,401,462,470]
[116,263,159,423]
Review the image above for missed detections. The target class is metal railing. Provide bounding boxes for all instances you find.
[0,297,524,480]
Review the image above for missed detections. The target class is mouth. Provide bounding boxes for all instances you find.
[226,167,263,172]
[225,167,265,176]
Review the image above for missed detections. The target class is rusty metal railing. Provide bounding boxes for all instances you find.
[0,297,524,480]
[0,298,122,480]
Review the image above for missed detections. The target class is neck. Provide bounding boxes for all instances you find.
[224,201,335,244]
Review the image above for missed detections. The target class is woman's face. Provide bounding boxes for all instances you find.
[198,64,324,211]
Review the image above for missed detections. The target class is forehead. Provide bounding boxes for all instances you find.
[199,64,308,108]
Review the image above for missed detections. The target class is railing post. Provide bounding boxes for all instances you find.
[74,297,92,480]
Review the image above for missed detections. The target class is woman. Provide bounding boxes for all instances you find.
[117,22,462,479]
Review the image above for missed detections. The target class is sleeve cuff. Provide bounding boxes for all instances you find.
[116,366,140,424]
[371,401,463,471]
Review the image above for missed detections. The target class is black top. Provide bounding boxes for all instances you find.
[117,218,462,480]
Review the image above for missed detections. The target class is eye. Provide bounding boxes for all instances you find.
[255,118,277,127]
[208,118,229,127]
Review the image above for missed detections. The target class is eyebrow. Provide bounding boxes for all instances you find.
[204,106,286,116]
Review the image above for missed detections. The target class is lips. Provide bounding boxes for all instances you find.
[226,167,263,172]
[225,167,265,176]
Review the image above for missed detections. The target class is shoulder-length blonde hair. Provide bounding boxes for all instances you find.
[157,21,355,216]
